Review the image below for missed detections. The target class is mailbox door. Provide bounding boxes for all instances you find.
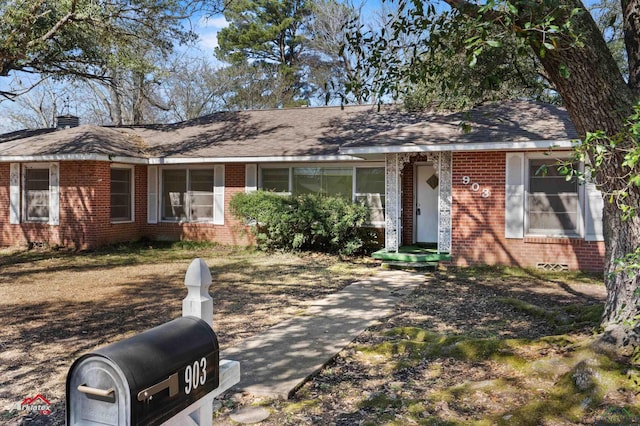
[67,356,131,426]
[134,349,219,425]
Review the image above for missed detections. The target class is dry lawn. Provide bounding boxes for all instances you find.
[212,266,640,426]
[0,242,376,424]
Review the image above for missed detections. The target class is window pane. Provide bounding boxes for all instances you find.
[162,169,187,220]
[293,168,322,195]
[528,160,579,235]
[190,169,214,191]
[356,167,385,225]
[188,169,214,221]
[25,168,49,221]
[323,168,352,198]
[356,168,385,194]
[111,168,132,221]
[262,168,289,192]
[293,167,352,198]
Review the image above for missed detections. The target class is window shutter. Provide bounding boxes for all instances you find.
[505,153,525,238]
[49,163,60,225]
[213,165,225,225]
[147,166,158,224]
[584,171,604,241]
[9,163,20,224]
[245,164,257,193]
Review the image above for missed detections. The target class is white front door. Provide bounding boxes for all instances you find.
[416,165,439,243]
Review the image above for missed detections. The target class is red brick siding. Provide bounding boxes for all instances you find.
[449,151,605,272]
[1,162,251,250]
[140,164,252,246]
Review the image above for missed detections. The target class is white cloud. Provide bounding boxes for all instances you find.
[198,29,222,50]
[198,15,229,29]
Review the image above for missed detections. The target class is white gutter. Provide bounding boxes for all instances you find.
[147,155,365,164]
[339,139,578,155]
[0,154,365,164]
[0,154,148,164]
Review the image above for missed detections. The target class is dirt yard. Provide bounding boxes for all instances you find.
[0,243,376,425]
[2,244,636,425]
[209,266,640,425]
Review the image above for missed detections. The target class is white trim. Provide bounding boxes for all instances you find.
[584,168,604,241]
[0,141,576,164]
[49,163,59,225]
[213,165,225,225]
[340,140,577,155]
[245,164,257,193]
[148,155,365,164]
[524,153,583,238]
[147,166,159,224]
[505,153,525,239]
[0,154,147,164]
[9,163,20,224]
[110,164,135,223]
[21,163,56,224]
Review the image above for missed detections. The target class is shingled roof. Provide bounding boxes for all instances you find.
[0,101,578,162]
[341,100,579,154]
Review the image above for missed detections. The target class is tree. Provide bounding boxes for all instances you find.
[305,0,371,104]
[0,77,75,129]
[351,0,640,350]
[0,0,199,100]
[216,0,314,107]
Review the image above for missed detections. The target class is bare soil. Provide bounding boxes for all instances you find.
[210,267,640,425]
[0,244,375,425]
[2,245,635,426]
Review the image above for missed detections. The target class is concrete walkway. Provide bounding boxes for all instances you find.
[221,270,425,399]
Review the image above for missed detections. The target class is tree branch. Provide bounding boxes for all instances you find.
[26,0,78,49]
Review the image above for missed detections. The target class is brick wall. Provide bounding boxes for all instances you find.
[140,163,252,246]
[449,151,605,272]
[0,162,252,250]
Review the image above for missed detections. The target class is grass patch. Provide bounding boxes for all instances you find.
[496,297,604,333]
[448,264,603,284]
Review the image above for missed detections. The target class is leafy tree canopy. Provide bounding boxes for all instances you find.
[0,0,199,100]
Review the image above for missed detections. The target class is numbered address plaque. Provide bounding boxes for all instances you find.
[462,176,491,198]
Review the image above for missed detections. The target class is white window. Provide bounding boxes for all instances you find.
[293,167,353,198]
[24,167,50,222]
[355,167,385,226]
[258,164,385,225]
[261,168,290,193]
[527,158,580,236]
[505,153,602,240]
[9,163,60,225]
[160,167,224,224]
[110,166,134,222]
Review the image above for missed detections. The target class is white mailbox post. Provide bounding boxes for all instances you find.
[161,258,241,426]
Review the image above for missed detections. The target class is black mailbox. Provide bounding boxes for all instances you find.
[66,316,219,426]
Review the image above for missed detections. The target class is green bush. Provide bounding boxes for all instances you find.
[229,191,372,255]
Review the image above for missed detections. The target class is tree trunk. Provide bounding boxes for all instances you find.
[519,0,640,347]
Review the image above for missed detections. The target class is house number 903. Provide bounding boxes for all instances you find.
[462,176,491,198]
[184,357,207,394]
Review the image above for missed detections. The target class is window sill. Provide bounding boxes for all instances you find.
[111,220,134,224]
[524,235,582,244]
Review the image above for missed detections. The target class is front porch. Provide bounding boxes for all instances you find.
[372,245,452,270]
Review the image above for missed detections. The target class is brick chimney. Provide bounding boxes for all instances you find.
[56,114,80,129]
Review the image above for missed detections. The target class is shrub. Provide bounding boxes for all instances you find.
[229,191,372,255]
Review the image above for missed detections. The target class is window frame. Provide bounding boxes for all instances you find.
[159,166,222,224]
[258,163,386,226]
[110,165,135,223]
[22,164,51,223]
[524,154,584,238]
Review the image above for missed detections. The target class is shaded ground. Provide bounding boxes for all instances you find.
[211,266,640,425]
[0,243,375,425]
